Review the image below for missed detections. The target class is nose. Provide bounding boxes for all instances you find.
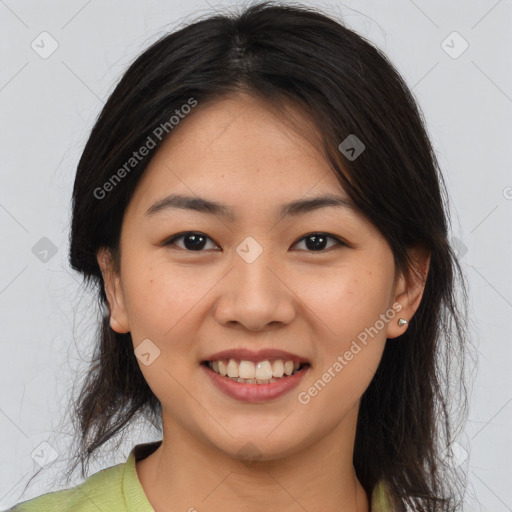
[213,244,296,331]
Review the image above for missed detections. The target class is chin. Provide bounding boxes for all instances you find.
[204,427,310,464]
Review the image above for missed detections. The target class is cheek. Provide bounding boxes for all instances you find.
[295,267,393,402]
[124,263,205,412]
[122,259,211,335]
[297,267,393,341]
[297,272,391,412]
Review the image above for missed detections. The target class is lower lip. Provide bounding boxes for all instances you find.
[201,363,310,403]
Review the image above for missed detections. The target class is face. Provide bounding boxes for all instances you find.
[98,92,428,462]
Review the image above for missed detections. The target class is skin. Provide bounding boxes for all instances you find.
[97,92,430,512]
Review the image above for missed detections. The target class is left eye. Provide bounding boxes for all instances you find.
[293,233,345,252]
[163,232,346,252]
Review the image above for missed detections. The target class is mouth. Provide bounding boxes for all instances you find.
[200,359,311,385]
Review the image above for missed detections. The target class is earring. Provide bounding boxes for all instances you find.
[398,318,408,327]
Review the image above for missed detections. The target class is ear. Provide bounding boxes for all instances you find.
[386,244,431,339]
[97,247,130,334]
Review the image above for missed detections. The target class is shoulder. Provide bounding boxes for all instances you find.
[8,461,126,512]
[371,479,395,512]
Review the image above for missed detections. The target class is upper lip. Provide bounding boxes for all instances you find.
[203,348,310,364]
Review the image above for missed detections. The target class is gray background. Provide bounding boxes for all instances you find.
[1,0,511,510]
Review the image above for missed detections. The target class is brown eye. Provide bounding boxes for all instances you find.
[292,233,345,252]
[163,231,347,253]
[164,232,219,251]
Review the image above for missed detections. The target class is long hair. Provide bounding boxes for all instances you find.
[25,2,473,510]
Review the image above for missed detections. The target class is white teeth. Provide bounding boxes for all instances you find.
[255,361,273,380]
[239,360,255,379]
[284,361,294,376]
[227,359,238,378]
[272,360,284,378]
[218,360,227,376]
[207,358,306,383]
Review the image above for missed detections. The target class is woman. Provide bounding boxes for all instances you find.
[9,1,470,510]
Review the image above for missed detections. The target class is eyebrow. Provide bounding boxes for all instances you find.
[144,193,356,220]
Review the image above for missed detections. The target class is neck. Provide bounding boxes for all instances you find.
[136,407,369,512]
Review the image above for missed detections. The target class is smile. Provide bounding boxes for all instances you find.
[200,359,311,402]
[203,358,309,384]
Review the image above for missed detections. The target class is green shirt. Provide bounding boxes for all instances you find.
[8,441,393,511]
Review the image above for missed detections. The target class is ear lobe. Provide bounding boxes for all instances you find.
[387,245,431,339]
[97,248,130,334]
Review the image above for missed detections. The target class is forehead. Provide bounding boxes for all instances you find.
[126,93,347,217]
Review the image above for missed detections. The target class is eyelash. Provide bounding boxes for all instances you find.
[162,231,348,253]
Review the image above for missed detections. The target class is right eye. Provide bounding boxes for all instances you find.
[162,231,220,252]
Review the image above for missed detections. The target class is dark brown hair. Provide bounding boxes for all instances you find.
[20,2,473,510]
